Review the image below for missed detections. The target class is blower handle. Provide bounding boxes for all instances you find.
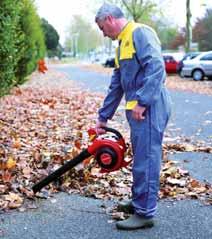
[101,127,124,140]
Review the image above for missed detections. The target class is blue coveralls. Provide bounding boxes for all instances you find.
[98,21,171,217]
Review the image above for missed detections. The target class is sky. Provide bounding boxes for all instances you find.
[34,0,212,45]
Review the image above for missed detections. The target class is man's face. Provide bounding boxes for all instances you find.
[97,16,117,40]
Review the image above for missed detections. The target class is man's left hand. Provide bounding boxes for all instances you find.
[132,104,146,121]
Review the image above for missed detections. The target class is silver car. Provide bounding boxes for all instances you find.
[181,51,212,81]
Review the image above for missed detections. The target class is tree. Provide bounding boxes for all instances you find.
[65,15,102,56]
[157,26,179,50]
[122,0,157,22]
[169,31,186,50]
[41,18,60,56]
[193,8,212,51]
[185,0,192,52]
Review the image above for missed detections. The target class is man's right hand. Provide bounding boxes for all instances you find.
[95,120,107,135]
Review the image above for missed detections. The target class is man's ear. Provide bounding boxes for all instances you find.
[107,15,114,23]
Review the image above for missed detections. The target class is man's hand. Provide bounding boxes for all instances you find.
[95,120,107,135]
[132,104,146,121]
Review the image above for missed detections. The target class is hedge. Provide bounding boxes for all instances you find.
[0,0,20,96]
[15,0,46,85]
[0,0,46,96]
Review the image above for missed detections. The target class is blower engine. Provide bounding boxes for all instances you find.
[32,127,131,193]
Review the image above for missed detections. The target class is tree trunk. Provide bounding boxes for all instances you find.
[186,0,192,52]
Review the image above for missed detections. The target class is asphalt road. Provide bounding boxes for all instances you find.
[0,193,211,239]
[0,65,211,239]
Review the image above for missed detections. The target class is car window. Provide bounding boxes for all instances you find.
[182,52,199,61]
[163,56,175,62]
[200,53,212,61]
[190,54,199,59]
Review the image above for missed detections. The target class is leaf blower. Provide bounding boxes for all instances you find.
[32,127,131,194]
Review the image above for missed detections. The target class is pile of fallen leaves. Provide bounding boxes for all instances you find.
[160,152,211,203]
[0,69,211,212]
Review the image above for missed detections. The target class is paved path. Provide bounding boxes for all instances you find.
[0,193,211,239]
[0,65,211,239]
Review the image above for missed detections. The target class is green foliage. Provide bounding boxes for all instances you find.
[15,0,46,84]
[193,8,212,51]
[0,0,20,96]
[0,0,46,96]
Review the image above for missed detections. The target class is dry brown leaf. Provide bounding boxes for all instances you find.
[1,170,13,183]
[12,139,21,149]
[167,177,186,187]
[183,143,195,152]
[111,211,126,220]
[163,166,178,176]
[22,167,32,179]
[190,179,200,188]
[74,139,81,150]
[4,192,23,203]
[6,156,16,170]
[0,184,7,193]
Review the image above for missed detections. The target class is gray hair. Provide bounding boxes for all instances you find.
[95,3,124,22]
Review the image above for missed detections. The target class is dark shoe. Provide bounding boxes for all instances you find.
[116,214,154,230]
[117,200,134,214]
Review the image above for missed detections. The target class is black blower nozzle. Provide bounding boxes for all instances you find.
[32,149,91,194]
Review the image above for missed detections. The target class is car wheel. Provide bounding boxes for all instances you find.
[179,70,184,78]
[192,69,204,81]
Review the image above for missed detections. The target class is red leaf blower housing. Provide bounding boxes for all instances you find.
[32,127,131,194]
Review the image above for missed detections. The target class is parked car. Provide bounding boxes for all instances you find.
[177,52,200,76]
[162,53,182,74]
[181,51,212,81]
[103,57,115,68]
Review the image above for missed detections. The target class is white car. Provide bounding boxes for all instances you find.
[181,51,212,81]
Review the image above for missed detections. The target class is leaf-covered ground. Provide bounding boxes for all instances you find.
[0,68,211,213]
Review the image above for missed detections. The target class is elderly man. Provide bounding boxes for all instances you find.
[95,3,171,230]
